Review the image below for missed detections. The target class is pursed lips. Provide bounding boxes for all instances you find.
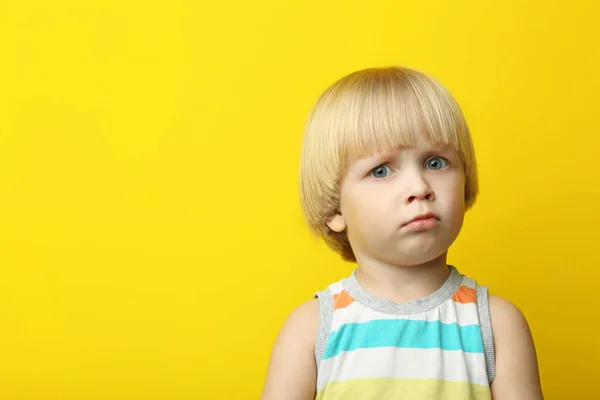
[401,212,440,229]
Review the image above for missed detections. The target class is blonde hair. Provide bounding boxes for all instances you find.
[298,67,479,262]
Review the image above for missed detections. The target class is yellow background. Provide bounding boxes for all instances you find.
[0,0,598,398]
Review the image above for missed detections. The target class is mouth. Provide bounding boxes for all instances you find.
[402,212,440,231]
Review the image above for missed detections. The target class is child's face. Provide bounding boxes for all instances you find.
[327,132,466,266]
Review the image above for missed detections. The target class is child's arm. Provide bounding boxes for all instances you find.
[260,299,320,400]
[489,295,544,399]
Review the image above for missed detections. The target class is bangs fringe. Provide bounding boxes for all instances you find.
[333,68,466,167]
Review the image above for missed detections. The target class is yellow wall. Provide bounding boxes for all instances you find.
[0,0,597,398]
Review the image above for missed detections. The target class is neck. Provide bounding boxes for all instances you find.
[354,252,450,304]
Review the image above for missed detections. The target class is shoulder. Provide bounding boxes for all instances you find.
[489,294,530,332]
[488,294,544,399]
[270,298,320,358]
[260,299,320,400]
[282,298,321,338]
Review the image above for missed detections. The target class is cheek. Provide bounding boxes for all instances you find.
[442,177,466,224]
[445,172,465,199]
[341,188,390,230]
[455,176,467,207]
[434,174,466,214]
[450,183,466,209]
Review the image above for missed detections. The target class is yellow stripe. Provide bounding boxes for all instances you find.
[316,378,491,400]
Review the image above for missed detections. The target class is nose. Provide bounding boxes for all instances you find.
[403,169,434,204]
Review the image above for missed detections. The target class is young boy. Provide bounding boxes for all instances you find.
[261,67,543,399]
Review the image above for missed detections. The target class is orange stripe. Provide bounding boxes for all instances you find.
[451,285,476,304]
[333,290,355,310]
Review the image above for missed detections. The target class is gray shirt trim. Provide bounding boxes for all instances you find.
[342,265,463,315]
[314,289,333,374]
[477,285,496,384]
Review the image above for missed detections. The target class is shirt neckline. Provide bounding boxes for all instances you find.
[342,265,463,316]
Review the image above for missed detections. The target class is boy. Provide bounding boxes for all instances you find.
[261,67,543,399]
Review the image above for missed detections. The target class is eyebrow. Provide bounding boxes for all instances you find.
[351,144,455,169]
[422,143,452,151]
[349,153,393,174]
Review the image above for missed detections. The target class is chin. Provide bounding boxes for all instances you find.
[392,243,449,266]
[395,254,444,267]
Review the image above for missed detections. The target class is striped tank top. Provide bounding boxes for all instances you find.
[314,266,494,400]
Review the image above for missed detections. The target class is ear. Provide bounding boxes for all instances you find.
[326,213,346,232]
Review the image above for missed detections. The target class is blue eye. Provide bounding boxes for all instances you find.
[425,156,448,170]
[371,164,392,178]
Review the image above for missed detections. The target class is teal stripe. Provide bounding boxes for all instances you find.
[323,319,484,360]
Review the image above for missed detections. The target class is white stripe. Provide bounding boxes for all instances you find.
[331,299,480,331]
[328,282,344,295]
[317,346,489,391]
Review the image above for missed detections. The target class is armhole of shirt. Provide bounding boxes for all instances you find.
[476,285,496,385]
[314,289,333,375]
